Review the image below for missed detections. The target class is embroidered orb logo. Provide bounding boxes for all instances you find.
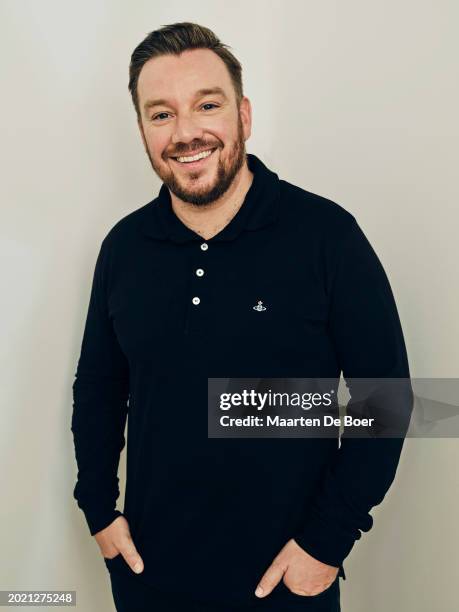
[253,300,267,311]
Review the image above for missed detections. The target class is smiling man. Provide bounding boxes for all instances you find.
[71,22,412,612]
[136,47,252,240]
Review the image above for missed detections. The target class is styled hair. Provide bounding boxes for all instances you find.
[128,22,244,120]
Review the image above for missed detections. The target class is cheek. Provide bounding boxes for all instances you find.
[203,120,231,143]
[157,140,171,160]
[144,132,169,160]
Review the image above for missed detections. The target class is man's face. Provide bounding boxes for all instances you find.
[136,48,251,206]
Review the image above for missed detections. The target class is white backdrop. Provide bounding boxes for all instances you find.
[1,1,458,610]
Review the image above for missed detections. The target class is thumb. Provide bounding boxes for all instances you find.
[120,536,144,574]
[255,561,286,598]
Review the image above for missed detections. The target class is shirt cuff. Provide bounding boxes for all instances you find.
[81,507,124,536]
[292,518,356,569]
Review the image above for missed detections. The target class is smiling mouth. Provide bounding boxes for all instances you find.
[170,147,218,167]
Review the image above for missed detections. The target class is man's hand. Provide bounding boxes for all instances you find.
[254,538,338,598]
[94,515,144,574]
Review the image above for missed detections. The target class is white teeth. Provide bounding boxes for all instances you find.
[176,149,214,163]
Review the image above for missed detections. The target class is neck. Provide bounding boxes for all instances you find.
[169,161,254,240]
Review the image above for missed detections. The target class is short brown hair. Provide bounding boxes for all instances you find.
[128,22,244,121]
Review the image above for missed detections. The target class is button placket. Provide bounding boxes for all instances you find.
[184,241,210,334]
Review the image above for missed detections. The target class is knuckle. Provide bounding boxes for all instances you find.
[121,540,136,554]
[124,551,138,565]
[271,558,285,570]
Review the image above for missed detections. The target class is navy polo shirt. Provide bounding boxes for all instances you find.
[71,153,411,606]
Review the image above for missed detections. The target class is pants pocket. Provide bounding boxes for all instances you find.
[104,552,125,572]
[276,574,339,602]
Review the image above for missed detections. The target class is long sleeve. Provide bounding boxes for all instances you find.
[71,237,130,536]
[293,216,413,567]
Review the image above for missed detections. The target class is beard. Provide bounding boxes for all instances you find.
[143,114,247,206]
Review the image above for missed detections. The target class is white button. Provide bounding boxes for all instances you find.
[200,243,208,251]
[192,297,200,305]
[196,268,204,277]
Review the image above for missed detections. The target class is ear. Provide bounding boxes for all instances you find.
[239,96,252,141]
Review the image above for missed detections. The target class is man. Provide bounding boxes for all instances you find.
[71,22,412,612]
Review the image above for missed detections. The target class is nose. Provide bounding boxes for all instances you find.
[171,114,204,147]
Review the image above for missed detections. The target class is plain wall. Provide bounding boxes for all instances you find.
[0,1,458,610]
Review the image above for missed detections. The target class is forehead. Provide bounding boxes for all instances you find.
[137,48,234,106]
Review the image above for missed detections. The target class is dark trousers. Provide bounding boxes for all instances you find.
[106,562,341,612]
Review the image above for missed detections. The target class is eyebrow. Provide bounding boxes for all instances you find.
[143,87,228,113]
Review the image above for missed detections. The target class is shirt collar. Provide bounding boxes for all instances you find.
[140,153,281,243]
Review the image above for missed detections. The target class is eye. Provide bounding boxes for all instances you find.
[151,112,170,122]
[151,103,219,122]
